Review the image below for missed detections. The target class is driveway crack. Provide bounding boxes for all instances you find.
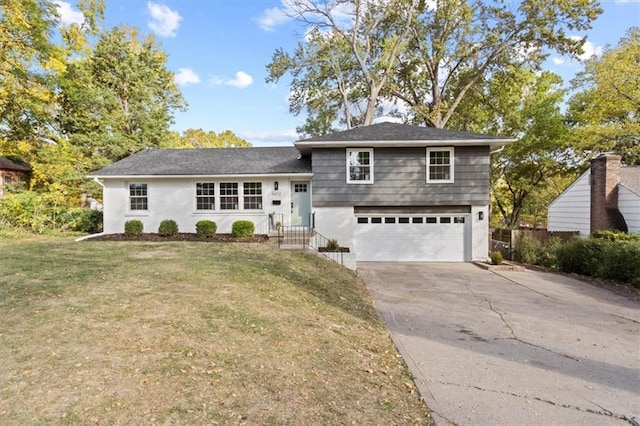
[428,380,630,422]
[484,298,582,362]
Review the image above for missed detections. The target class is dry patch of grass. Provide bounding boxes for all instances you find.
[0,239,431,425]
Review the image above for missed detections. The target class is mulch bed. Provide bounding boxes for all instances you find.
[88,233,270,243]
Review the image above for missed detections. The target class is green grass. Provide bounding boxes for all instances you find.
[0,238,431,425]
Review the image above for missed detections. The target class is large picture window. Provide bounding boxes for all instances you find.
[219,183,239,210]
[196,182,215,210]
[129,183,148,211]
[347,148,373,183]
[427,148,454,183]
[243,182,262,210]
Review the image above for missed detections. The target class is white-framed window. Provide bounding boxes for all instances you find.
[427,147,454,183]
[129,183,148,211]
[219,182,239,210]
[347,148,374,184]
[243,182,262,210]
[196,182,215,210]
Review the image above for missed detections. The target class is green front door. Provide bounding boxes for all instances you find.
[291,181,311,226]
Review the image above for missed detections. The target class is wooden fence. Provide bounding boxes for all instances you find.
[490,229,579,260]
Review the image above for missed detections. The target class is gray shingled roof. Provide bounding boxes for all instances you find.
[0,157,31,172]
[620,167,640,195]
[298,122,511,142]
[90,147,311,177]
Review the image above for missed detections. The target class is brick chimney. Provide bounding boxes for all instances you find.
[590,154,627,233]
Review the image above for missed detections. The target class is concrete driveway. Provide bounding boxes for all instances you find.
[359,262,640,426]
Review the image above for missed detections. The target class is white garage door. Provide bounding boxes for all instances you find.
[355,215,470,262]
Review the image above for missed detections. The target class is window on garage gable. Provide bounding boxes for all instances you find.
[347,148,373,184]
[427,147,454,183]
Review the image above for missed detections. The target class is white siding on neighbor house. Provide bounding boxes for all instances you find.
[618,185,640,233]
[548,171,591,236]
[101,177,299,235]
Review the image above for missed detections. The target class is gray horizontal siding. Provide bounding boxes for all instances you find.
[312,146,490,206]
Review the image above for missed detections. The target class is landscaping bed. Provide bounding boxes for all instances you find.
[89,232,269,243]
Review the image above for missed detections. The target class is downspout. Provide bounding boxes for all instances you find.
[93,177,104,188]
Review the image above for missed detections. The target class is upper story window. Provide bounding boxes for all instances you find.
[129,183,148,211]
[427,147,454,183]
[347,148,373,184]
[243,182,263,210]
[196,182,215,210]
[219,182,239,210]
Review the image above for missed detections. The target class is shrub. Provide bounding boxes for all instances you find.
[124,220,144,236]
[326,238,340,252]
[64,208,103,234]
[555,237,602,277]
[232,220,254,238]
[513,234,543,265]
[196,220,217,238]
[0,191,68,233]
[489,251,503,265]
[158,219,179,236]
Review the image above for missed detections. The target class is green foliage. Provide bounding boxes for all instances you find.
[62,208,103,234]
[489,251,503,265]
[58,25,186,163]
[158,219,179,237]
[590,230,639,241]
[0,191,69,233]
[556,237,640,286]
[267,0,602,132]
[568,28,640,165]
[124,220,143,236]
[513,235,544,265]
[232,220,254,238]
[195,220,217,238]
[166,129,252,148]
[326,238,340,252]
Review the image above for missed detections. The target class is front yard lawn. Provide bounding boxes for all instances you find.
[0,239,431,424]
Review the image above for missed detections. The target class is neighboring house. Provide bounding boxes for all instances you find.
[0,157,31,198]
[548,155,640,236]
[90,123,515,264]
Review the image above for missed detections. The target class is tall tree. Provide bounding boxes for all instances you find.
[267,0,602,134]
[567,27,640,165]
[267,0,422,132]
[164,129,251,148]
[449,67,572,228]
[392,0,601,128]
[0,0,103,144]
[0,0,61,142]
[57,25,186,164]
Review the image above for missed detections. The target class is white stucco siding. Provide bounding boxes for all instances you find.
[619,185,640,233]
[313,206,356,251]
[548,171,591,236]
[101,177,296,235]
[471,205,489,261]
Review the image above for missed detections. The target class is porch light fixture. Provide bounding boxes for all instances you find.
[274,181,279,190]
[478,211,484,221]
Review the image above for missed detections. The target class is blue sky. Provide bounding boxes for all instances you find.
[55,0,640,146]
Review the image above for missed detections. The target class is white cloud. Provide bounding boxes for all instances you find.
[211,71,254,89]
[147,2,182,38]
[256,6,291,32]
[174,68,200,86]
[54,1,84,26]
[552,57,565,65]
[240,129,300,146]
[571,36,603,60]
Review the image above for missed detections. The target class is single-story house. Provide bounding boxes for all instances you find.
[548,154,640,236]
[90,123,515,265]
[0,157,31,198]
